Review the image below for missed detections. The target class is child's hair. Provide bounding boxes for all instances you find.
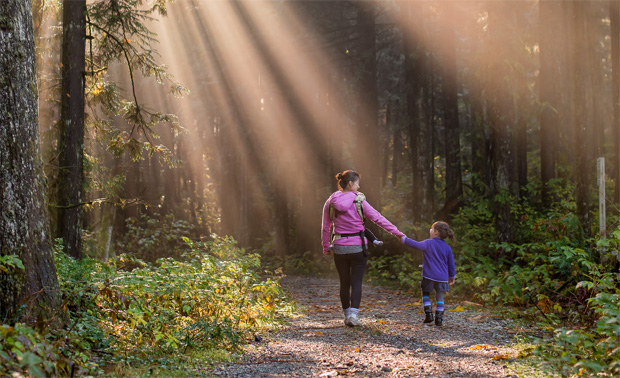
[335,170,360,191]
[432,221,455,242]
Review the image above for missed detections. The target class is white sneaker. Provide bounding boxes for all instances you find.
[347,313,361,326]
[344,316,352,326]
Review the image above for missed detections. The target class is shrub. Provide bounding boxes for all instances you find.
[1,235,291,375]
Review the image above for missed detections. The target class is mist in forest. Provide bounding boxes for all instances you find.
[34,0,617,259]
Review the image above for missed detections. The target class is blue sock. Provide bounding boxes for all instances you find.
[422,296,431,307]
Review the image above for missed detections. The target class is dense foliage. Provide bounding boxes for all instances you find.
[0,236,290,376]
[365,178,620,377]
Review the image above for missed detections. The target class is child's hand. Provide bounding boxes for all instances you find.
[400,235,407,244]
[449,278,455,285]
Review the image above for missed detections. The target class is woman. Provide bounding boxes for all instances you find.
[321,170,405,326]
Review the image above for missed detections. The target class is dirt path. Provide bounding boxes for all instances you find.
[212,275,522,377]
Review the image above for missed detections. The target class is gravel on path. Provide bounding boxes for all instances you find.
[212,275,522,377]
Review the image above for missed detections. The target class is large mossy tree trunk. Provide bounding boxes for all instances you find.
[57,0,86,259]
[0,0,61,321]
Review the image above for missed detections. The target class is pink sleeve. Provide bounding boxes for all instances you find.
[362,201,404,238]
[321,199,332,253]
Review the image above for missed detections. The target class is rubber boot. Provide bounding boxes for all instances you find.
[423,306,434,324]
[435,310,444,326]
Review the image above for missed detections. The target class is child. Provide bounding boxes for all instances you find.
[401,221,456,326]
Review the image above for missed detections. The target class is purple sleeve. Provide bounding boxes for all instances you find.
[403,237,429,251]
[447,247,456,279]
[362,201,405,238]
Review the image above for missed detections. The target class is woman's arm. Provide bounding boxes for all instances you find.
[321,199,332,254]
[362,201,404,238]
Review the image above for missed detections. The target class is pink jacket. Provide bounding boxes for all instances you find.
[321,191,404,254]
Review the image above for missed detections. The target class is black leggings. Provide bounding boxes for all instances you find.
[333,252,368,309]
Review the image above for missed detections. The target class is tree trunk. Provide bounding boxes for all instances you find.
[539,0,562,205]
[487,3,516,244]
[611,0,620,204]
[390,102,401,187]
[514,3,528,197]
[571,1,592,232]
[440,2,462,218]
[0,0,61,321]
[354,2,381,206]
[57,0,86,259]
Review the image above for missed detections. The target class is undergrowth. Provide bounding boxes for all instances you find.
[0,235,292,377]
[369,178,620,377]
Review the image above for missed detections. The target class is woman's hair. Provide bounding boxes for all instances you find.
[335,170,360,191]
[432,221,455,242]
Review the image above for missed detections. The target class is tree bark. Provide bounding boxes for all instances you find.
[57,0,86,259]
[487,2,517,243]
[0,0,61,321]
[571,1,592,232]
[611,0,620,204]
[539,0,562,205]
[354,2,381,207]
[390,102,401,187]
[440,2,462,218]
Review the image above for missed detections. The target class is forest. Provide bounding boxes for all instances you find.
[1,0,619,376]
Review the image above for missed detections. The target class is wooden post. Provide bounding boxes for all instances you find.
[598,157,606,238]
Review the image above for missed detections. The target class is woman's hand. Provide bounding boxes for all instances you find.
[449,278,455,285]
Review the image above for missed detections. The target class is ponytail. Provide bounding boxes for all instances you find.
[433,221,455,243]
[335,170,361,191]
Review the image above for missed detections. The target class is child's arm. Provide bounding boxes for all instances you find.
[400,236,428,251]
[447,247,456,284]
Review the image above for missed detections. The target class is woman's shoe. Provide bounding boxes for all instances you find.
[347,313,361,326]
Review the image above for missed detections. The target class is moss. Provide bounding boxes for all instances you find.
[0,16,13,31]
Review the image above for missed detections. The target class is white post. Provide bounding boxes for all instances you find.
[598,157,606,238]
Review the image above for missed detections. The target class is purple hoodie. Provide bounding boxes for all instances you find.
[401,236,456,283]
[321,191,404,254]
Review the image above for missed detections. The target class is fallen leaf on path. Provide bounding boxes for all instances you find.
[470,344,497,350]
[492,354,510,360]
[303,331,324,337]
[452,305,465,312]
